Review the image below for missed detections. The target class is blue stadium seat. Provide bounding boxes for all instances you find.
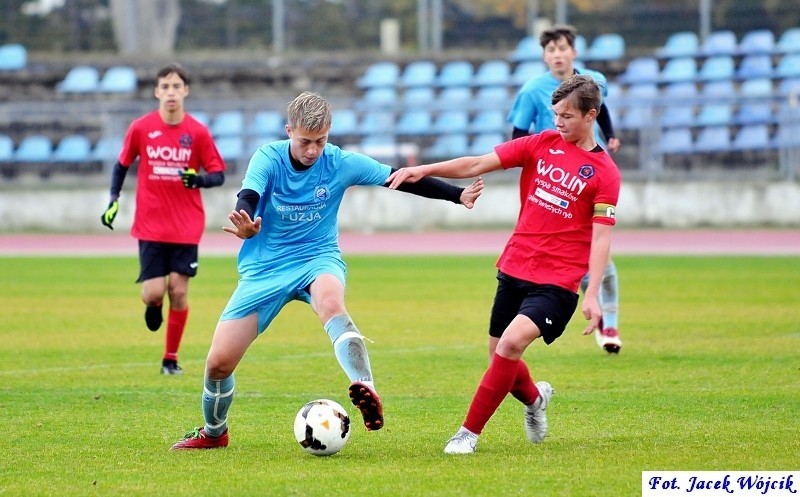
[698,55,735,81]
[732,124,772,151]
[215,136,244,161]
[696,103,734,127]
[191,111,210,126]
[435,60,474,88]
[0,134,14,161]
[91,136,123,162]
[469,133,505,155]
[773,108,800,147]
[583,33,625,62]
[618,84,658,130]
[775,54,800,79]
[13,135,53,162]
[0,43,27,71]
[739,78,773,99]
[659,127,693,154]
[358,111,395,135]
[779,78,800,96]
[436,87,472,111]
[251,111,284,137]
[618,57,660,85]
[52,135,91,162]
[98,65,137,93]
[432,110,469,134]
[735,55,773,80]
[700,80,735,102]
[331,109,359,137]
[734,102,774,125]
[399,60,437,88]
[56,66,100,93]
[474,86,510,110]
[660,105,695,128]
[472,59,511,87]
[356,87,398,110]
[356,61,400,89]
[395,110,433,136]
[693,126,731,153]
[605,82,623,107]
[510,61,547,87]
[402,87,436,109]
[656,31,699,59]
[660,57,697,83]
[701,30,738,56]
[662,82,697,100]
[468,110,507,134]
[509,36,543,62]
[737,29,775,56]
[776,27,800,54]
[425,133,469,158]
[210,111,244,138]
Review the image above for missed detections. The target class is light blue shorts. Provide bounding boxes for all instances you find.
[220,256,347,334]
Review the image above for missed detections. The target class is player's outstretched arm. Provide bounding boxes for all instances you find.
[459,177,484,209]
[387,153,502,190]
[223,209,262,239]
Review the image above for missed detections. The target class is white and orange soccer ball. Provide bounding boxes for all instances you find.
[293,399,351,456]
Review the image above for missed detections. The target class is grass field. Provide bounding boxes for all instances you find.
[1,255,798,496]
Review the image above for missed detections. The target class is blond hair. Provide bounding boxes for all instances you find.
[286,91,332,132]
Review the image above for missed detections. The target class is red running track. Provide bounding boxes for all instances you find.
[0,230,797,256]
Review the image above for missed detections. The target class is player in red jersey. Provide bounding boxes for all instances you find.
[100,63,226,375]
[387,75,621,454]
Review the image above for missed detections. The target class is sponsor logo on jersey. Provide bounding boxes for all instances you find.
[536,158,587,195]
[148,130,163,139]
[548,148,565,155]
[146,145,192,162]
[534,187,569,208]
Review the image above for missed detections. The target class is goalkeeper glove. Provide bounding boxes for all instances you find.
[180,168,205,189]
[101,200,119,230]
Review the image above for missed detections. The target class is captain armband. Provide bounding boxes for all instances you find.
[593,203,616,220]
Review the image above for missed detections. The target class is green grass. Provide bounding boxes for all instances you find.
[1,255,798,496]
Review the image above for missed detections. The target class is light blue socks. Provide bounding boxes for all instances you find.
[324,314,373,385]
[202,374,235,437]
[580,261,619,329]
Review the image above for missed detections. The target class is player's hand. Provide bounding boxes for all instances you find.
[223,209,262,239]
[581,295,603,335]
[607,137,621,153]
[180,168,204,188]
[100,200,119,230]
[386,166,427,189]
[460,177,484,209]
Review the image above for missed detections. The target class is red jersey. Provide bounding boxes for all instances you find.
[493,130,621,292]
[118,111,225,244]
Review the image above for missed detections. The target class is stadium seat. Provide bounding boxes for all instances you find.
[358,111,395,135]
[356,61,400,89]
[583,33,625,62]
[402,87,436,109]
[210,110,244,138]
[659,127,693,154]
[773,109,800,147]
[739,78,773,99]
[432,110,469,134]
[356,87,398,110]
[0,134,14,161]
[618,84,658,130]
[732,124,772,151]
[399,60,437,88]
[776,27,800,54]
[468,110,507,134]
[214,136,244,161]
[251,111,284,137]
[660,104,695,128]
[13,135,53,162]
[737,29,775,56]
[779,77,800,97]
[436,87,472,111]
[662,82,697,100]
[472,59,511,87]
[435,60,474,88]
[775,54,800,79]
[701,30,738,56]
[660,57,697,83]
[618,57,660,85]
[0,43,27,71]
[605,82,623,107]
[509,36,543,62]
[56,65,100,93]
[395,110,433,136]
[693,126,731,153]
[52,135,91,162]
[90,136,123,162]
[735,55,773,80]
[696,103,734,127]
[656,31,699,59]
[734,102,774,125]
[474,86,510,110]
[98,65,137,93]
[330,109,359,137]
[700,80,735,102]
[469,133,504,155]
[510,61,547,87]
[698,55,735,82]
[424,133,469,158]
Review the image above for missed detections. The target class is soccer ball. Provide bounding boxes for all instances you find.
[293,399,351,456]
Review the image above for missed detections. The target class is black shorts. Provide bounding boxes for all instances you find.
[488,271,579,344]
[136,240,199,283]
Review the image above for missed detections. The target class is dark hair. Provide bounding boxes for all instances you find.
[539,24,577,49]
[551,74,601,115]
[156,63,190,85]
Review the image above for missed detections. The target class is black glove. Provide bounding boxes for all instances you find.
[181,168,205,189]
[101,200,119,230]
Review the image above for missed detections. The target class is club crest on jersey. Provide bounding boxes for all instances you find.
[314,186,329,202]
[180,134,192,148]
[578,164,595,179]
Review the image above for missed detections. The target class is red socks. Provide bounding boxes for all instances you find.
[510,359,539,405]
[164,308,188,361]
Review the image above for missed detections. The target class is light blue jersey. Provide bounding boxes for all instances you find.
[221,139,391,332]
[507,68,609,144]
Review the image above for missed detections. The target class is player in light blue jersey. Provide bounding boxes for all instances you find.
[507,24,623,354]
[171,91,484,450]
